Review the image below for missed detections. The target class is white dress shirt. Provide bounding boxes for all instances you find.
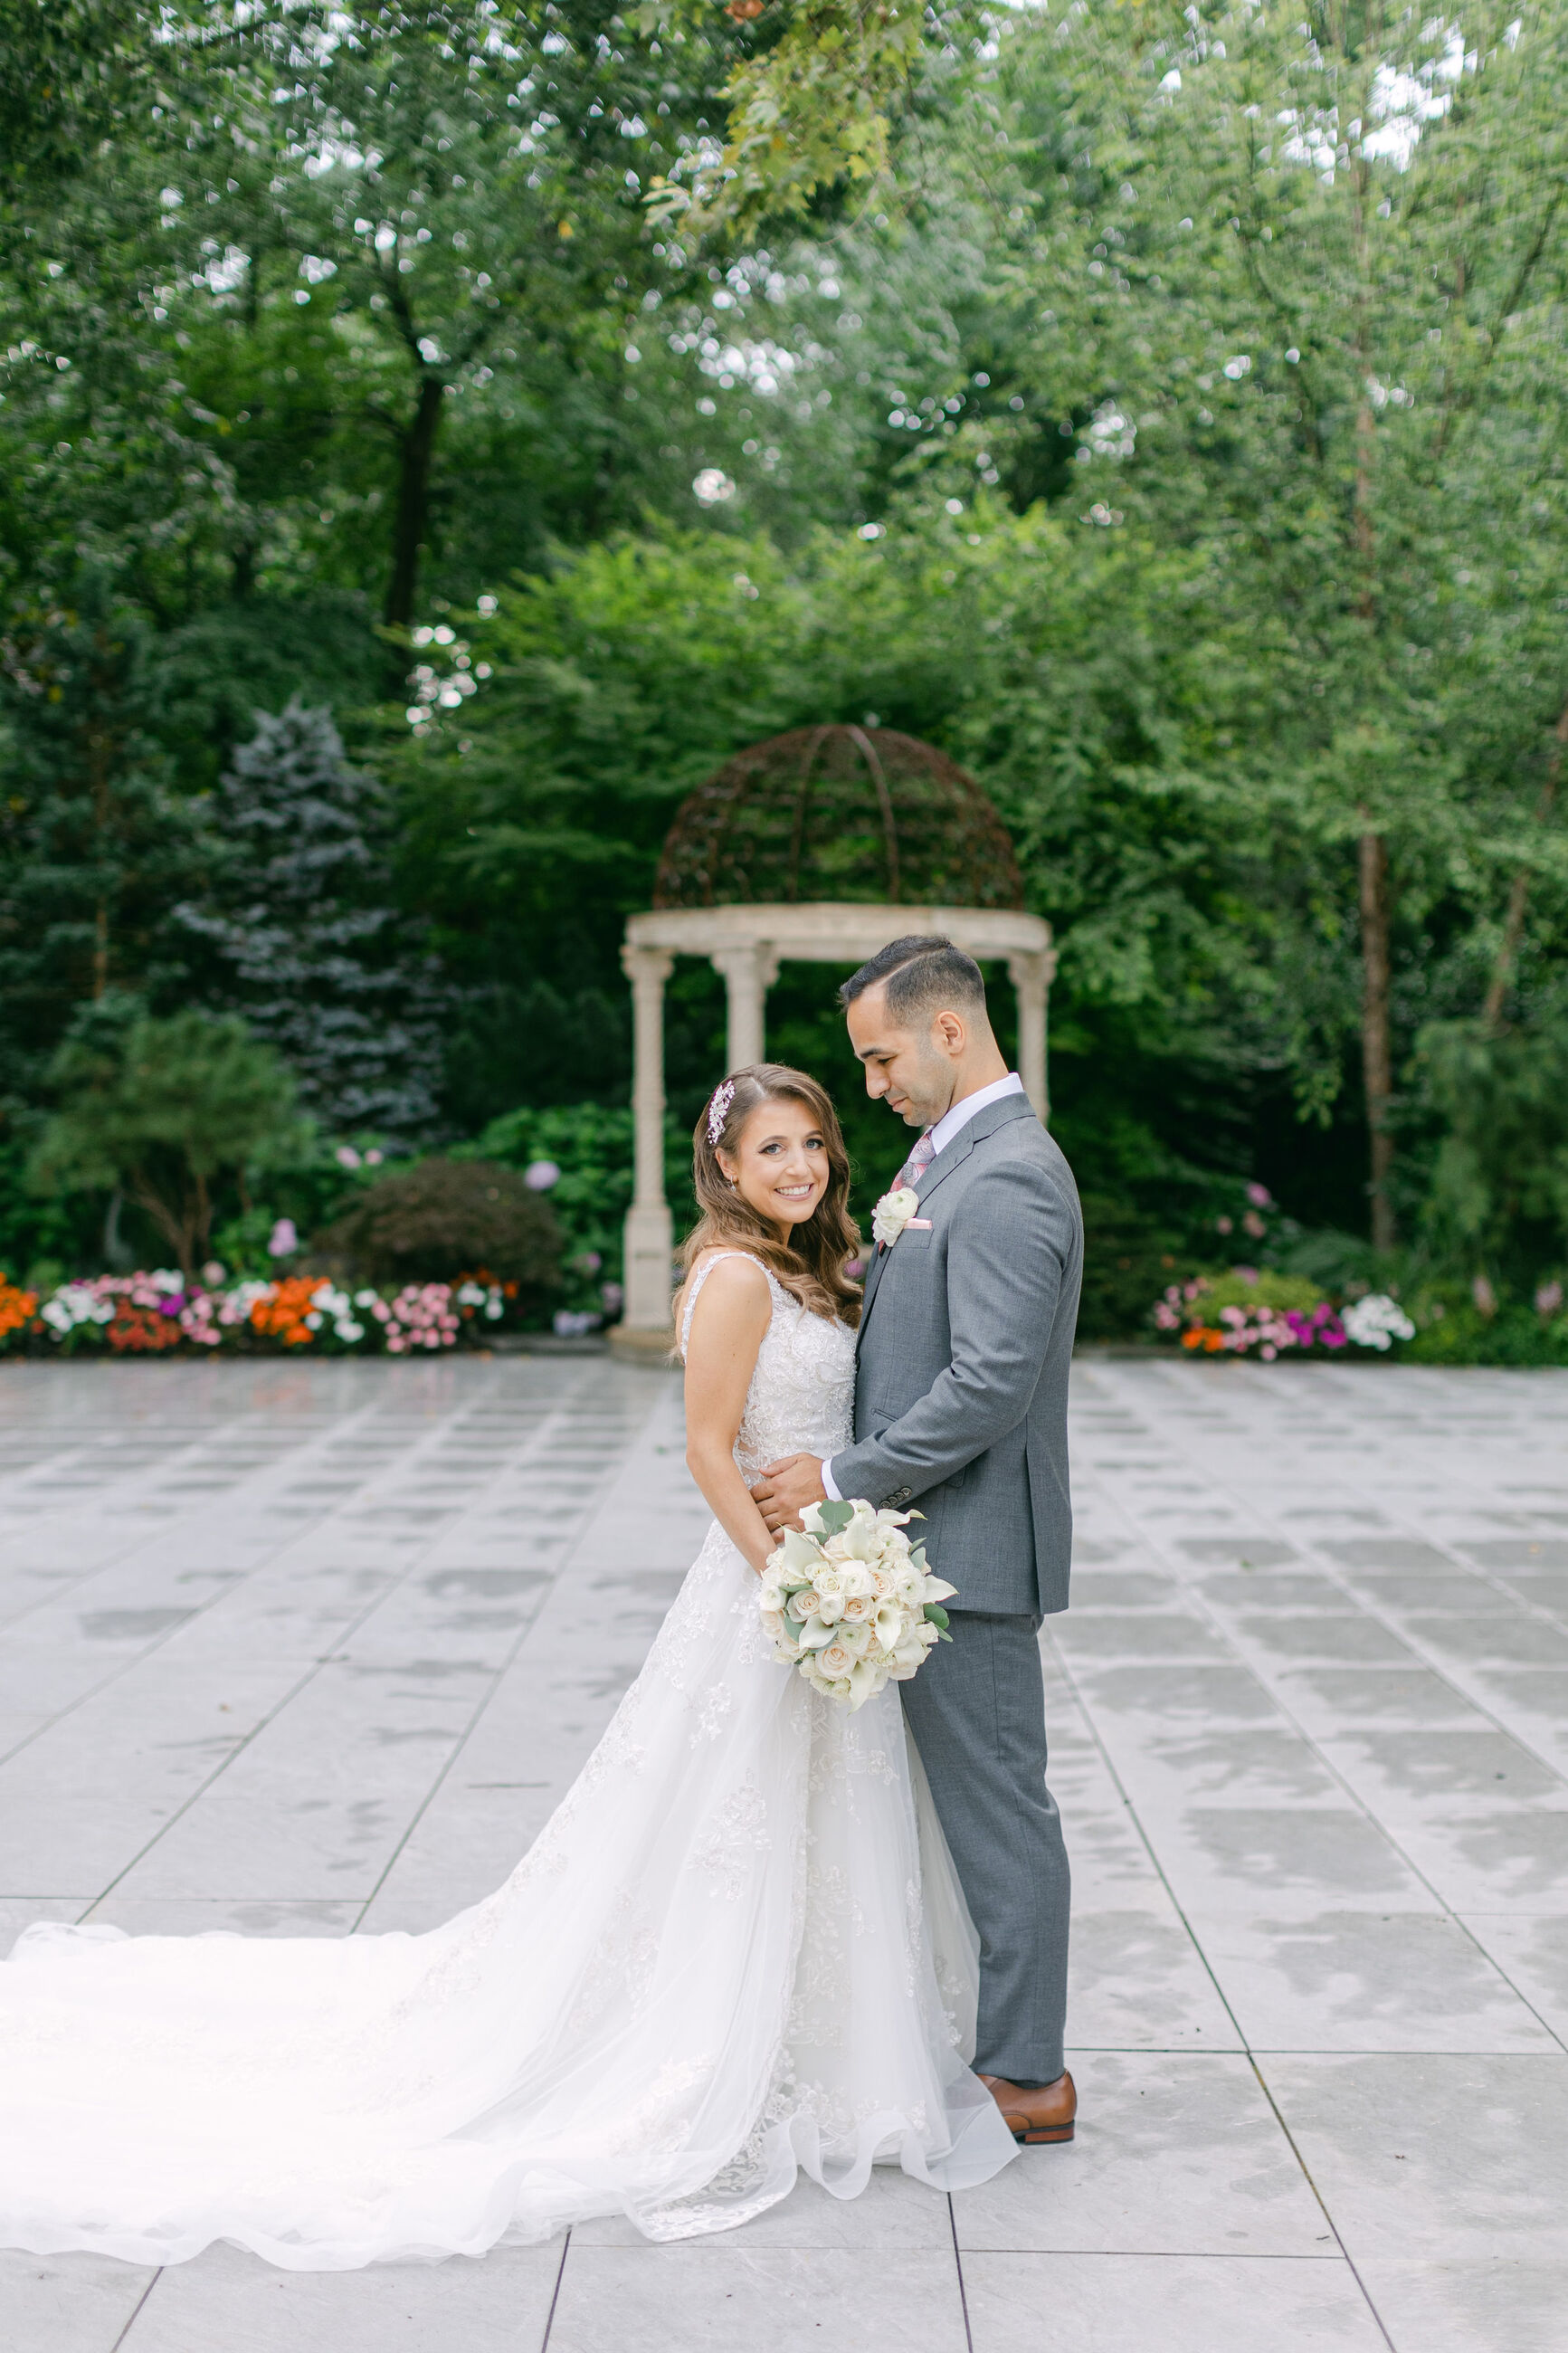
[821,1073,1025,1499]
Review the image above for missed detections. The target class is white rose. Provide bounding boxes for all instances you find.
[812,1564,845,1596]
[839,1592,874,1622]
[818,1639,856,1678]
[893,1566,925,1606]
[871,1186,920,1248]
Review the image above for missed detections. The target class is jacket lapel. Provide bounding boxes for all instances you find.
[854,1092,1038,1351]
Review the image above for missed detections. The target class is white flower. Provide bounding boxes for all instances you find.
[774,1527,822,1579]
[1342,1293,1415,1349]
[871,1186,921,1248]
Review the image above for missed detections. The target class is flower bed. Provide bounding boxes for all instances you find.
[0,1270,519,1358]
[1154,1270,1415,1360]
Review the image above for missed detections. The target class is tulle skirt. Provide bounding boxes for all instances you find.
[0,1521,1017,2269]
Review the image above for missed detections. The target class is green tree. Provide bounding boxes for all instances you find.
[176,700,447,1137]
[30,997,302,1275]
[0,577,214,1100]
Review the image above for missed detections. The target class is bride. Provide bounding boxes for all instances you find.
[0,1062,1017,2269]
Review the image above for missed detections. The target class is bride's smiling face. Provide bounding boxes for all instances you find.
[717,1097,831,1234]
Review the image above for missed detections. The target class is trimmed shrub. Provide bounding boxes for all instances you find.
[315,1157,561,1303]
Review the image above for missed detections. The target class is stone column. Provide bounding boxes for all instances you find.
[1008,948,1057,1124]
[709,941,779,1074]
[620,942,676,1332]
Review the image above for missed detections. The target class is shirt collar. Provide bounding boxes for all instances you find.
[927,1072,1025,1158]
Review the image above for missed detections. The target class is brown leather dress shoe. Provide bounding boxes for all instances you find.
[979,2070,1077,2145]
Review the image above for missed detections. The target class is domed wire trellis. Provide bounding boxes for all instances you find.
[653,725,1023,911]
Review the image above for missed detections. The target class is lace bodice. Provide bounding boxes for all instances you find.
[680,1251,856,1478]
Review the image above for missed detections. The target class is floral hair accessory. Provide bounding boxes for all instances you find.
[707,1078,736,1145]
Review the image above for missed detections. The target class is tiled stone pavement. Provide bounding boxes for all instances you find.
[1,1356,1565,2352]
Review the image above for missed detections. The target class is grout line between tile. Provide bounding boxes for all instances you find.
[539,2226,571,2352]
[108,2269,162,2350]
[947,2194,974,2353]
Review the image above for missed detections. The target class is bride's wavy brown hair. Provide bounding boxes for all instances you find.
[677,1063,862,1330]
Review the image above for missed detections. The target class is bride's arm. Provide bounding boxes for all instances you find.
[683,1256,778,1575]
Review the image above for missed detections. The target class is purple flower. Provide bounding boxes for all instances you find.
[268,1219,299,1257]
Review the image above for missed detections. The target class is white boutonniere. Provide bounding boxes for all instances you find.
[872,1186,922,1249]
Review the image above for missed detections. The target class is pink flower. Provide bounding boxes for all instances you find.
[1246,1182,1272,1208]
[1216,1215,1233,1234]
[1537,1281,1564,1318]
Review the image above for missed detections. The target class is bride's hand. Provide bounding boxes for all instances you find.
[750,1454,827,1534]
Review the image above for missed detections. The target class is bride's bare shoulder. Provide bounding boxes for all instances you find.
[679,1251,772,1357]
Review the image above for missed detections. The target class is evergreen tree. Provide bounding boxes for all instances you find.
[176,701,446,1138]
[0,575,212,1105]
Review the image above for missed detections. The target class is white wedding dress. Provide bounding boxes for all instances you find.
[0,1252,1016,2269]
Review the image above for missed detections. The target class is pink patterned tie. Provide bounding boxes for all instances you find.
[896,1128,937,1194]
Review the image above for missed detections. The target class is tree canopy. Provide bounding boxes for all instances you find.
[3,0,1567,1321]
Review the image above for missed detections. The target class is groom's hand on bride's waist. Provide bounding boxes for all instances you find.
[751,1454,828,1533]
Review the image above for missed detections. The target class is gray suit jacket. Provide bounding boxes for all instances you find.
[827,1094,1082,1617]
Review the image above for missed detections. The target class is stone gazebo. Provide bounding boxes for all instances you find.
[615,725,1055,1344]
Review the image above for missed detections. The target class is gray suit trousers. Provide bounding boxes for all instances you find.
[900,1608,1070,2084]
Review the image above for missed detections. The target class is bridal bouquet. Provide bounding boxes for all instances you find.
[759,1499,957,1710]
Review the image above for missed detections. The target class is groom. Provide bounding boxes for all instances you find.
[753,935,1082,2146]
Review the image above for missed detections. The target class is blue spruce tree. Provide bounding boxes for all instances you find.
[176,701,445,1138]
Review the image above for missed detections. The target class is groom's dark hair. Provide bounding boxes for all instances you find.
[840,935,988,1025]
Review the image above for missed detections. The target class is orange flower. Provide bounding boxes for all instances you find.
[1182,1325,1226,1353]
[248,1277,319,1345]
[0,1277,38,1338]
